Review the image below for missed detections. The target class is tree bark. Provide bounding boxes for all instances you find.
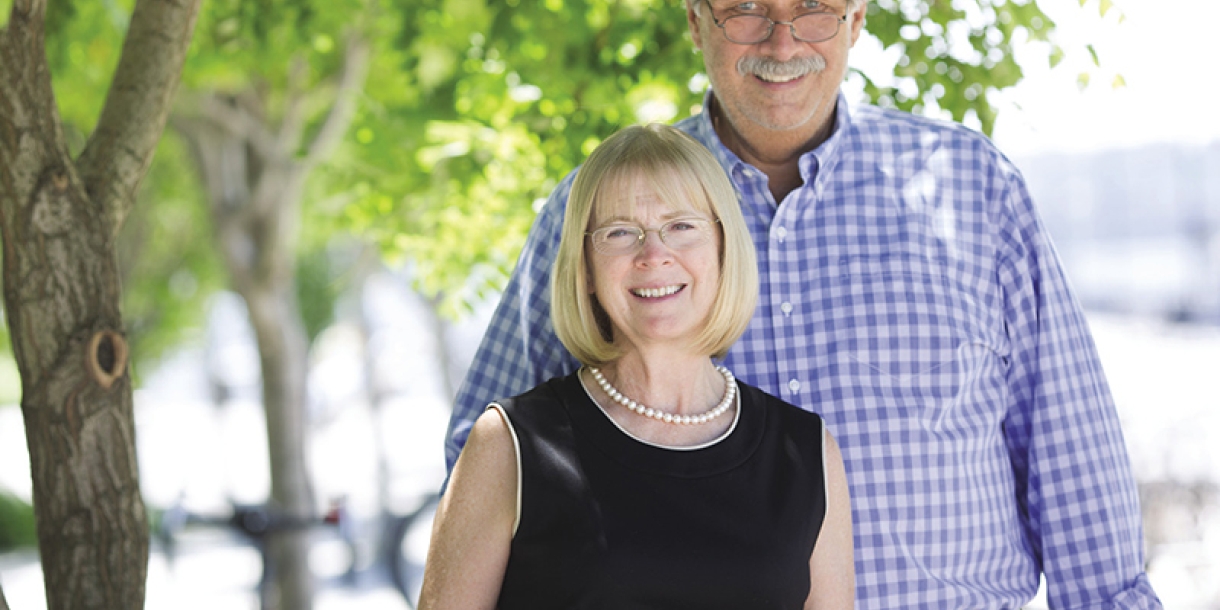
[172,36,368,610]
[0,0,200,608]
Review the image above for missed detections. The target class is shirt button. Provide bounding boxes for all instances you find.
[776,226,787,243]
[780,302,793,316]
[788,379,801,393]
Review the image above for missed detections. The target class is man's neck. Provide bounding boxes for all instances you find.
[710,97,836,203]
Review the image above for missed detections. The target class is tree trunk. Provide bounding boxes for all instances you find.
[176,111,318,610]
[0,0,199,608]
[171,38,367,609]
[246,282,314,610]
[422,294,459,401]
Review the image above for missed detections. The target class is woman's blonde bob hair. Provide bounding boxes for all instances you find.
[551,123,758,367]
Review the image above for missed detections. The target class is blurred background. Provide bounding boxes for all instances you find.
[2,0,1218,608]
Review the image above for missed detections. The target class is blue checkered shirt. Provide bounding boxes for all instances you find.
[443,93,1161,609]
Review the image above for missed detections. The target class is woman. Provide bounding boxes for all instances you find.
[419,124,854,609]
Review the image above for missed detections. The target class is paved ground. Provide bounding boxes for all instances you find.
[1,536,414,610]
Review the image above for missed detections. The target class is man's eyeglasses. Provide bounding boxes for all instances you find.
[586,217,719,256]
[699,0,847,45]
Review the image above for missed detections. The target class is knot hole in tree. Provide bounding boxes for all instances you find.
[86,330,128,389]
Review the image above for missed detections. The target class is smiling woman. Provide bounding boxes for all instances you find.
[416,124,855,610]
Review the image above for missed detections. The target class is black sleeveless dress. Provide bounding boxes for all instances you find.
[491,371,828,610]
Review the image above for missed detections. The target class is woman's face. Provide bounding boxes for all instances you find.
[586,175,722,358]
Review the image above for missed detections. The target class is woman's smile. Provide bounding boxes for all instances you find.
[631,284,685,299]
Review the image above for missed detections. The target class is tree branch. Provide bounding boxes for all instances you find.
[170,114,260,292]
[174,92,279,159]
[303,35,370,168]
[276,54,310,157]
[76,0,203,238]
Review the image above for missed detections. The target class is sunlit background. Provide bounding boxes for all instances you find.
[3,1,1219,608]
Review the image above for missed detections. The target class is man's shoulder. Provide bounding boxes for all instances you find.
[673,112,705,133]
[840,101,1024,180]
[534,168,579,221]
[847,101,1001,152]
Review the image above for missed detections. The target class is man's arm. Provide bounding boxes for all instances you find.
[997,166,1162,609]
[443,175,581,476]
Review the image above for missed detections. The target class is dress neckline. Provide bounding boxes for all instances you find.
[575,371,741,452]
[553,372,767,478]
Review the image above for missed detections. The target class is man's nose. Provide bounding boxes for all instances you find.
[761,20,803,60]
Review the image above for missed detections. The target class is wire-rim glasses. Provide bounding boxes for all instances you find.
[586,217,720,256]
[700,0,847,45]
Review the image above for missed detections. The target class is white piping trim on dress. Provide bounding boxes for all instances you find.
[820,417,830,517]
[486,403,522,537]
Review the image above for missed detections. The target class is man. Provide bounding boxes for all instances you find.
[444,0,1162,607]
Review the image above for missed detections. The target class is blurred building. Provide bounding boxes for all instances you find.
[1019,141,1220,324]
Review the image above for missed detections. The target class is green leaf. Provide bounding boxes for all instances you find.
[1049,45,1066,69]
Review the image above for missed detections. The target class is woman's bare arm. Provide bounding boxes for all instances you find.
[806,428,856,610]
[417,408,518,610]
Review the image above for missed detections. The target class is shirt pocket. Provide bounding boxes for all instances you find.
[829,253,1008,434]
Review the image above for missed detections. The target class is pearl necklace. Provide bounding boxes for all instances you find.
[588,365,737,425]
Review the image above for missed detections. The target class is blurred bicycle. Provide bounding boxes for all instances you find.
[154,496,352,610]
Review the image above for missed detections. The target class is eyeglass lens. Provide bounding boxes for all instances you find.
[591,218,713,255]
[723,13,840,44]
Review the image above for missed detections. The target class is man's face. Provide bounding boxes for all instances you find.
[688,0,867,138]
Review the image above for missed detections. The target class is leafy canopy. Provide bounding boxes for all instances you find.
[329,0,1115,318]
[6,0,1123,334]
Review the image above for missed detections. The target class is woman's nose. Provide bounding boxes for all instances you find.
[635,230,674,265]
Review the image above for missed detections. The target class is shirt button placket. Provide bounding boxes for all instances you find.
[769,217,800,402]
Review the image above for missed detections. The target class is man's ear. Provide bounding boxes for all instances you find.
[848,1,868,46]
[687,1,704,51]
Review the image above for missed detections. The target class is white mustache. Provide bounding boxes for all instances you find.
[737,54,827,80]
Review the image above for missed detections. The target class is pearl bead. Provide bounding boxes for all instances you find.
[588,365,736,426]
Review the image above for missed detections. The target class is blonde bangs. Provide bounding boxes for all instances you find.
[589,162,715,228]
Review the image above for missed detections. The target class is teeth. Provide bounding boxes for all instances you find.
[632,285,681,298]
[758,74,800,83]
